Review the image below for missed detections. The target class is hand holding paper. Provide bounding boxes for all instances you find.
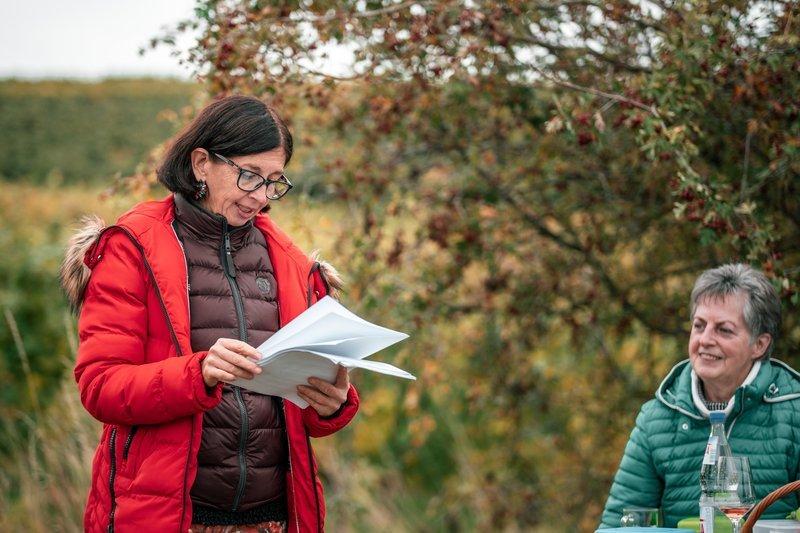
[231,296,414,408]
[297,366,350,417]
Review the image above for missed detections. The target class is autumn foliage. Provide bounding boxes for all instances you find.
[143,1,800,529]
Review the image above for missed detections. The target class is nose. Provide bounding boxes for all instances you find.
[248,183,270,206]
[698,326,716,346]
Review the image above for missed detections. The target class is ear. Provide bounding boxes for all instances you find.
[751,333,771,360]
[190,148,211,182]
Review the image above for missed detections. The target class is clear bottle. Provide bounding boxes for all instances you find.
[699,410,733,533]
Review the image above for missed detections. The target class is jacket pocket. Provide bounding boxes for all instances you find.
[122,425,138,461]
[118,424,140,493]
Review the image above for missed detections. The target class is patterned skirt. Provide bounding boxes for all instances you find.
[188,521,287,533]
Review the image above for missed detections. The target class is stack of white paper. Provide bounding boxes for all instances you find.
[232,296,414,408]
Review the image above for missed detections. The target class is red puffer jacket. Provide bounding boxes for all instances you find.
[65,196,359,533]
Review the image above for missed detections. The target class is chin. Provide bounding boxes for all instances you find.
[226,211,251,226]
[692,359,723,380]
[695,367,721,382]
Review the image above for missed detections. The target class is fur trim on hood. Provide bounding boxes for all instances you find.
[310,250,344,300]
[60,215,107,312]
[60,215,344,311]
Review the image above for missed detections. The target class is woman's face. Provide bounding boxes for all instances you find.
[191,147,285,226]
[689,292,769,392]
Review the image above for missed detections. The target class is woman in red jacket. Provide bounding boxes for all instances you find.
[61,95,359,533]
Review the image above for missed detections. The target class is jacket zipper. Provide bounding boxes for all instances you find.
[112,422,137,530]
[220,227,247,342]
[107,426,118,533]
[231,386,249,511]
[219,221,251,511]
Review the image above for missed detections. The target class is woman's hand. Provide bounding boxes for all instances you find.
[297,365,350,417]
[201,338,262,387]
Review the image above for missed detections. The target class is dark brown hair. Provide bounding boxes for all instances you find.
[157,95,293,198]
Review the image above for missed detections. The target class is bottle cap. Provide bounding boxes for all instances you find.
[709,410,726,423]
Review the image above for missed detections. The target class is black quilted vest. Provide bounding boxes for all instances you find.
[173,194,287,525]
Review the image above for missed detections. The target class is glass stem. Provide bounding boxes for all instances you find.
[731,518,742,533]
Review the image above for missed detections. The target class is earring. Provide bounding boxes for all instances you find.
[194,181,208,201]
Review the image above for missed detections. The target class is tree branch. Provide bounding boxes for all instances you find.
[529,65,661,117]
[498,190,586,253]
[501,186,684,336]
[510,32,653,74]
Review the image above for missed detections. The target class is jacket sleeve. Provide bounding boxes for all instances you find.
[599,403,664,528]
[302,384,360,438]
[74,231,222,426]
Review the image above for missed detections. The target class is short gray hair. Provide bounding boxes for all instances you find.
[690,263,781,359]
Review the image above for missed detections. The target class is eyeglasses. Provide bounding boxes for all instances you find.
[212,152,293,200]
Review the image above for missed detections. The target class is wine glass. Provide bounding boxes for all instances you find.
[712,456,757,533]
[620,507,662,527]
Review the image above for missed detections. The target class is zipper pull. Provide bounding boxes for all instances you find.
[224,233,236,278]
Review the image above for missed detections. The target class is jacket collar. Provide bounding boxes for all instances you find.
[689,361,761,418]
[132,195,314,325]
[656,360,704,420]
[655,358,800,420]
[173,193,252,249]
[62,195,314,340]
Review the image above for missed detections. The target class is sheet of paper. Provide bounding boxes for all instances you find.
[256,297,354,353]
[259,314,392,360]
[331,356,416,380]
[233,350,340,408]
[270,335,406,361]
[234,350,416,407]
[232,296,414,407]
[257,296,407,360]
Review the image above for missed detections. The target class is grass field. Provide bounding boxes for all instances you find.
[0,78,198,184]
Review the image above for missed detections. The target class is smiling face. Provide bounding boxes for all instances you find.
[689,292,770,398]
[191,147,286,226]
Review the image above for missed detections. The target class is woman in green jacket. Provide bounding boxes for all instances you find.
[600,263,800,528]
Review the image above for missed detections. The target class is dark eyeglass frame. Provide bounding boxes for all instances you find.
[211,152,293,200]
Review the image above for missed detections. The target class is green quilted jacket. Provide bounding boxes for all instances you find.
[600,359,800,528]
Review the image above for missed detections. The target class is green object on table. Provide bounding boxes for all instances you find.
[677,516,733,533]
